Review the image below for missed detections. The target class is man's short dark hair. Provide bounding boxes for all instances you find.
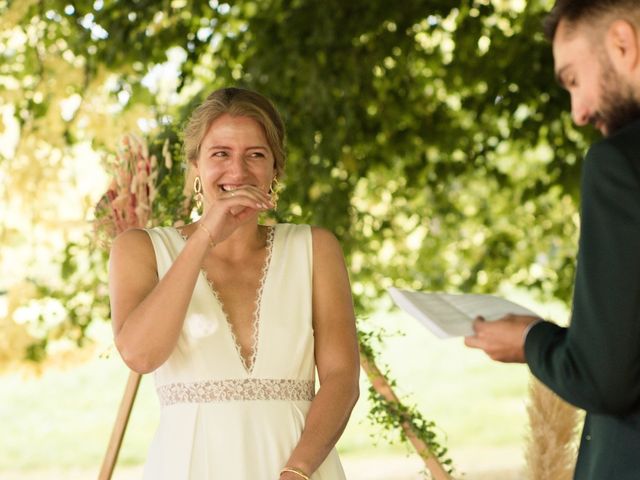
[544,0,640,41]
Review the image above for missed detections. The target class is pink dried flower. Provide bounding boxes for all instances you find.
[93,134,171,247]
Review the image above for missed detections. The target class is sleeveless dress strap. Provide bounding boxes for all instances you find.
[145,227,183,278]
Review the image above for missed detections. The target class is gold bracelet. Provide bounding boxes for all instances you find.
[280,467,310,480]
[198,223,216,249]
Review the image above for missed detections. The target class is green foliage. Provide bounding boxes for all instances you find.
[5,0,593,317]
[148,128,193,226]
[28,240,110,363]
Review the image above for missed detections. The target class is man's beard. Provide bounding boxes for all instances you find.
[596,68,640,136]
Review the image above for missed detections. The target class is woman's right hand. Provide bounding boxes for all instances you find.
[199,185,273,245]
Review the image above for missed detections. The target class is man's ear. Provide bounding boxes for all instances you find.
[606,19,640,74]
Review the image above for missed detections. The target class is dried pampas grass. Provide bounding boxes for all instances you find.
[525,376,581,480]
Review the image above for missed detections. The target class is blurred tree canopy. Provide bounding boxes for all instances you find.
[0,0,596,365]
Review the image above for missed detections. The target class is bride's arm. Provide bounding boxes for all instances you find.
[281,227,360,478]
[109,227,211,373]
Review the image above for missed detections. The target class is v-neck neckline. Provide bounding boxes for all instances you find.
[172,224,277,375]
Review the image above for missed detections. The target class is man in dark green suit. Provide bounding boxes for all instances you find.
[464,1,640,478]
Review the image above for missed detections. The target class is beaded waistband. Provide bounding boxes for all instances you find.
[157,378,315,406]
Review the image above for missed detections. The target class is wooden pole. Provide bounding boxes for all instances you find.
[98,371,142,480]
[360,351,452,480]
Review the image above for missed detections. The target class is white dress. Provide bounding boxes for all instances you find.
[142,223,346,479]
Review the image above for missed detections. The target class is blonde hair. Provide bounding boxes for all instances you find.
[182,87,286,179]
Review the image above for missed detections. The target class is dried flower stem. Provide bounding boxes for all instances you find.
[525,376,579,480]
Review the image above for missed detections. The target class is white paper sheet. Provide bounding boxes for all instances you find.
[388,287,540,338]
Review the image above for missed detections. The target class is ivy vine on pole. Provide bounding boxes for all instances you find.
[358,329,454,479]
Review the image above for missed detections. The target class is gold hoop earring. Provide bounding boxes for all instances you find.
[193,175,203,212]
[269,177,280,209]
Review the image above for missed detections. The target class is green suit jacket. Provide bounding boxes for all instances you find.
[525,119,640,480]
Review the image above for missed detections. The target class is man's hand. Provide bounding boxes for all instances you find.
[464,314,541,363]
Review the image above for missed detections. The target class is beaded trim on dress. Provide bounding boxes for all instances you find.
[157,378,315,406]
